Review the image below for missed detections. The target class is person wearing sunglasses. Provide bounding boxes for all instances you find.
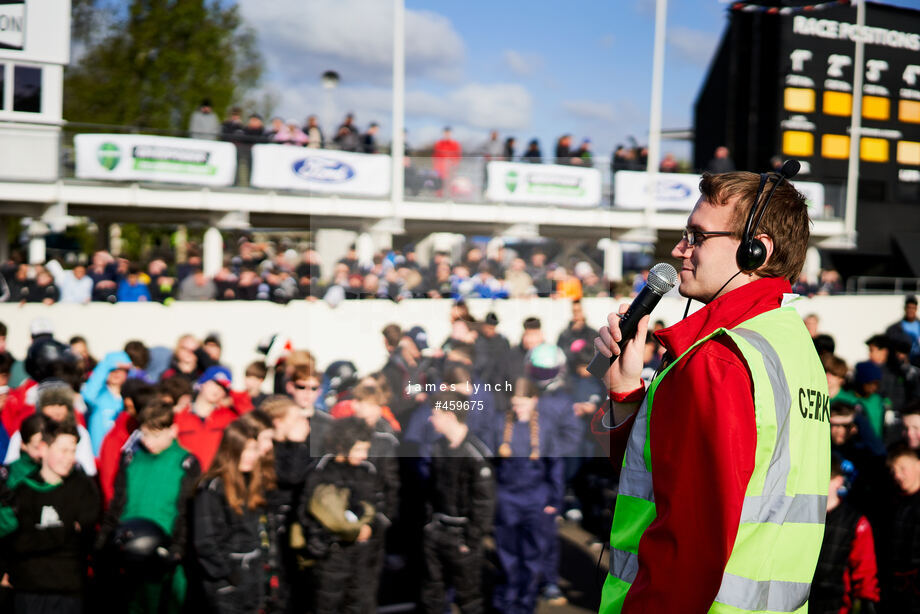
[285,365,331,459]
[593,166,831,613]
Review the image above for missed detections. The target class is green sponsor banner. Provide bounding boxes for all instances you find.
[132,159,218,175]
[521,174,585,196]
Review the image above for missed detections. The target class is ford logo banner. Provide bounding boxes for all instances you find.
[292,157,356,183]
[655,180,693,201]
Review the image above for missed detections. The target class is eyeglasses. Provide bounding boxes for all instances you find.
[293,382,320,391]
[681,228,735,247]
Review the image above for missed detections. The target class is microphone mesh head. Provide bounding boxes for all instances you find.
[647,263,679,295]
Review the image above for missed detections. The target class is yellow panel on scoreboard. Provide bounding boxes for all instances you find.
[862,96,890,121]
[898,141,920,166]
[823,91,852,116]
[900,100,920,124]
[783,131,813,156]
[821,134,850,159]
[860,137,889,163]
[784,88,815,113]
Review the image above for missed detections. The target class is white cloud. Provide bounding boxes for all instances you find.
[238,0,466,86]
[561,100,617,123]
[555,98,653,157]
[667,26,718,67]
[429,83,532,131]
[502,49,542,77]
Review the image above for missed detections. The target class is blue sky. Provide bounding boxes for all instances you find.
[237,0,920,162]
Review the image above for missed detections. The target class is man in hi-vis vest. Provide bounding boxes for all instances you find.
[592,168,830,613]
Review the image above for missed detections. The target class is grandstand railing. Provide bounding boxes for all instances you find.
[845,276,920,294]
[39,123,840,218]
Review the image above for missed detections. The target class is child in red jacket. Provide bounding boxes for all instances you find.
[809,455,880,613]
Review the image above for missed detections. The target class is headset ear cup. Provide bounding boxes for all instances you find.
[736,239,766,272]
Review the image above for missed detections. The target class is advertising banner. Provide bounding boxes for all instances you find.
[485,161,602,207]
[74,134,237,186]
[614,170,826,217]
[613,170,700,211]
[251,145,391,196]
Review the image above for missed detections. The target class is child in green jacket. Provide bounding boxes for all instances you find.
[96,400,201,614]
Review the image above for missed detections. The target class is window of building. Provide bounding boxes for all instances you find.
[0,65,5,111]
[13,65,41,113]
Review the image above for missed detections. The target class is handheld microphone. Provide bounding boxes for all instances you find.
[587,262,678,382]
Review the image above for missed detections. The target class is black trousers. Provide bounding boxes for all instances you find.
[14,592,83,614]
[312,541,375,614]
[421,522,483,614]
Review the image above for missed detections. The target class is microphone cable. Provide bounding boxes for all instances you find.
[709,270,745,304]
[680,270,746,322]
[595,540,609,590]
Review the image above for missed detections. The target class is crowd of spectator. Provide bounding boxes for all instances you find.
[186,101,384,187]
[184,102,807,209]
[0,266,920,612]
[0,240,623,306]
[805,297,920,612]
[0,240,851,308]
[186,99,608,176]
[0,298,617,612]
[0,290,918,612]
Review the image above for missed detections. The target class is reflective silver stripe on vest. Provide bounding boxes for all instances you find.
[623,396,649,471]
[610,547,639,584]
[621,396,654,503]
[714,573,810,612]
[732,328,792,499]
[617,467,654,501]
[739,493,827,524]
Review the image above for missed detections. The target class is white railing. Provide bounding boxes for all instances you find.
[846,276,920,294]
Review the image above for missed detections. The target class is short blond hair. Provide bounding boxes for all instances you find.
[353,381,387,406]
[259,395,298,421]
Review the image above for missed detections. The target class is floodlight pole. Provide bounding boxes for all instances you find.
[644,0,668,237]
[321,70,340,142]
[844,0,865,247]
[391,0,405,210]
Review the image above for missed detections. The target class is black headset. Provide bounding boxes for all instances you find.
[736,159,801,272]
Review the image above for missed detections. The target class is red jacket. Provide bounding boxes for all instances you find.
[432,138,462,178]
[2,379,87,436]
[229,390,254,415]
[1,379,38,436]
[96,411,138,507]
[592,277,794,612]
[330,399,401,433]
[840,515,880,612]
[175,405,237,471]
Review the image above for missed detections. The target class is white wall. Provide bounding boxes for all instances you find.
[0,294,907,384]
[0,123,59,181]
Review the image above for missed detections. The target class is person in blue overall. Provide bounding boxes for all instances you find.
[492,376,569,614]
[523,343,582,605]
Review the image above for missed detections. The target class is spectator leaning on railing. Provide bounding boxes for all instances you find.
[188,99,220,140]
